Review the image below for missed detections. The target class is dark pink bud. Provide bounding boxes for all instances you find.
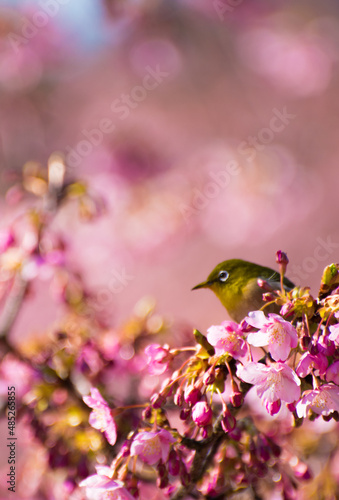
[280,301,294,317]
[257,435,270,462]
[221,406,236,433]
[142,406,152,420]
[192,402,213,427]
[203,368,215,385]
[184,385,201,406]
[310,342,319,356]
[287,402,296,413]
[276,250,289,266]
[180,408,190,421]
[257,278,274,292]
[230,380,243,408]
[168,450,180,476]
[262,292,276,302]
[266,400,281,416]
[157,461,167,478]
[300,334,311,350]
[174,391,183,407]
[239,319,252,332]
[151,393,166,409]
[293,461,312,481]
[121,441,131,457]
[157,476,169,489]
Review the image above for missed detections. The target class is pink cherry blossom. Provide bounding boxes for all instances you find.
[83,388,117,446]
[80,465,134,500]
[245,311,298,361]
[296,384,339,418]
[144,343,172,375]
[184,384,201,405]
[130,429,175,465]
[296,352,328,378]
[236,362,301,415]
[328,323,339,344]
[207,321,247,358]
[326,360,339,385]
[192,401,213,427]
[0,229,14,253]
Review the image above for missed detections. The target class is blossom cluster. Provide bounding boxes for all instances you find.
[79,255,339,499]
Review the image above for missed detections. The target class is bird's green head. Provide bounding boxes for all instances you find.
[192,258,294,321]
[192,259,259,300]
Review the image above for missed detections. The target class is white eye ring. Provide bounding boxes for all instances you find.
[218,270,229,282]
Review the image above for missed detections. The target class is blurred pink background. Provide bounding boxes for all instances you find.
[1,0,339,340]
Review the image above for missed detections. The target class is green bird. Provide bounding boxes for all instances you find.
[192,259,295,322]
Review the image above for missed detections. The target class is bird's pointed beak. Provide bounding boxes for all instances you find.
[192,280,211,290]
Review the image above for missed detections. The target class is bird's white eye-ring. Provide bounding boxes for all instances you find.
[218,270,229,282]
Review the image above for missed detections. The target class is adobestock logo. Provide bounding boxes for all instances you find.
[65,65,169,169]
[92,268,135,312]
[288,236,339,286]
[179,160,241,223]
[238,107,296,161]
[7,0,71,52]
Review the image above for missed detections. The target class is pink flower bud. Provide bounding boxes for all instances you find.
[168,450,180,476]
[300,334,311,350]
[142,406,152,420]
[121,441,131,457]
[256,435,270,462]
[174,391,183,407]
[257,279,274,292]
[280,301,294,317]
[293,461,312,480]
[184,385,201,406]
[287,402,296,413]
[180,408,190,421]
[157,461,167,478]
[276,250,289,266]
[203,368,215,385]
[221,406,236,433]
[266,400,281,415]
[262,292,276,302]
[192,402,213,427]
[230,380,243,408]
[151,393,166,409]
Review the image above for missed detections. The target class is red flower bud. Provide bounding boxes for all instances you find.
[221,405,236,433]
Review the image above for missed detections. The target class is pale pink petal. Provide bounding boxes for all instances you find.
[207,325,227,345]
[269,339,293,363]
[105,420,118,446]
[236,362,268,385]
[245,310,267,329]
[326,360,339,385]
[329,324,339,343]
[247,330,269,347]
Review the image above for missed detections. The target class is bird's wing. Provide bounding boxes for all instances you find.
[259,270,294,291]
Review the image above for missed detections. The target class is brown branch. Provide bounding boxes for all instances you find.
[0,274,28,339]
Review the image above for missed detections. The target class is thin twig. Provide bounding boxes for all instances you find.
[0,274,28,339]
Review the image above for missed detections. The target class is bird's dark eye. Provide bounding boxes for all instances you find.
[218,270,229,282]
